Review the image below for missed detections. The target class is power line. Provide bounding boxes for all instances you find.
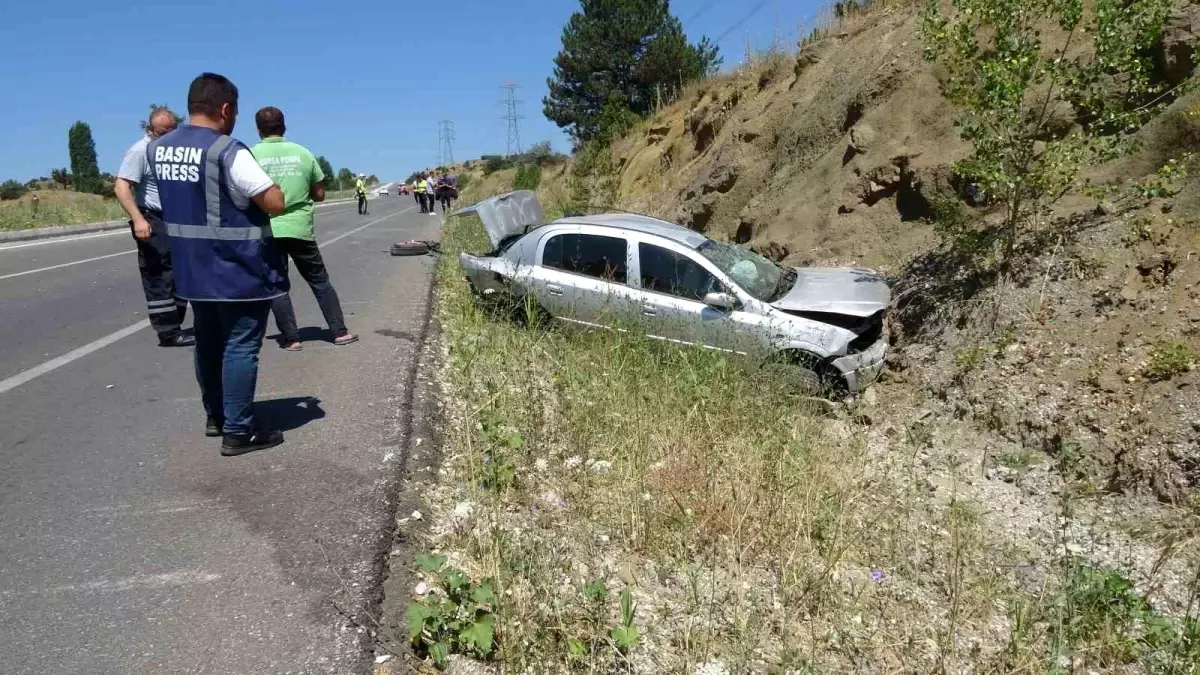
[500,82,524,157]
[711,0,771,44]
[684,0,720,24]
[438,120,455,167]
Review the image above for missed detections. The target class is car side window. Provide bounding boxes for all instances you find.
[542,233,628,283]
[638,243,721,302]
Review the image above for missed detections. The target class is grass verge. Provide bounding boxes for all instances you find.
[0,191,126,231]
[408,198,1200,673]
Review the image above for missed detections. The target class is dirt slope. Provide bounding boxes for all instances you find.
[487,4,1200,635]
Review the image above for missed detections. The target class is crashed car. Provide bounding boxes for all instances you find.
[454,190,890,393]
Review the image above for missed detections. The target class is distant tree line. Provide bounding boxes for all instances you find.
[2,107,370,202]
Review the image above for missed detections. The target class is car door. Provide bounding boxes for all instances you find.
[528,230,636,328]
[632,241,751,352]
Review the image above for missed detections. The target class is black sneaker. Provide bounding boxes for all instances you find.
[159,333,196,347]
[221,429,285,456]
[205,416,223,438]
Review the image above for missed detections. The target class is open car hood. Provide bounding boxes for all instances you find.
[452,190,544,250]
[770,267,891,317]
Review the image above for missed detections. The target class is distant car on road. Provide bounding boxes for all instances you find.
[455,191,891,395]
[378,186,389,196]
[399,184,409,195]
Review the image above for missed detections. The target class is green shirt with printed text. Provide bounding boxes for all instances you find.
[250,136,325,240]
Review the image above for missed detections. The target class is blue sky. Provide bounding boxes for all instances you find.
[0,0,823,182]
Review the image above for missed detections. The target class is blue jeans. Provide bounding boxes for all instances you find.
[191,300,270,435]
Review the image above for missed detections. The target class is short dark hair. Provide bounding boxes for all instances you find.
[187,73,239,117]
[255,106,286,137]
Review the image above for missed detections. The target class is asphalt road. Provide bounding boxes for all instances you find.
[0,195,441,673]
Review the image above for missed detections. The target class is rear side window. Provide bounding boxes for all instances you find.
[639,243,721,301]
[542,233,628,283]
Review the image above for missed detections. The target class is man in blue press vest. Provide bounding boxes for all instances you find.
[150,72,289,456]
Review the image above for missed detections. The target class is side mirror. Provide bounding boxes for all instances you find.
[703,292,737,311]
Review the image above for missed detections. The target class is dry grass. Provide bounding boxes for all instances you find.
[410,199,1200,672]
[0,189,126,231]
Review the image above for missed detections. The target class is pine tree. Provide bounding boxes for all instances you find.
[544,0,720,144]
[68,121,101,194]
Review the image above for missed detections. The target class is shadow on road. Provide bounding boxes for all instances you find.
[254,396,326,432]
[375,328,416,341]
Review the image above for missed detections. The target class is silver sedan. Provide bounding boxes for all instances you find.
[454,191,890,394]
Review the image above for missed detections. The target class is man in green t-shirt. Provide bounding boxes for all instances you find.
[252,107,357,350]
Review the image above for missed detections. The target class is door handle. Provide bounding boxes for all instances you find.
[546,284,564,297]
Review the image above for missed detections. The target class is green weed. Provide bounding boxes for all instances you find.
[1145,342,1194,382]
[407,553,498,667]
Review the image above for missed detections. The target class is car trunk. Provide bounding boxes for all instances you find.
[452,190,544,254]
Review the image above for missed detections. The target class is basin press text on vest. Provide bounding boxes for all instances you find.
[154,146,203,182]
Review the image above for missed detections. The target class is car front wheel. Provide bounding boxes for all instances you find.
[758,352,842,398]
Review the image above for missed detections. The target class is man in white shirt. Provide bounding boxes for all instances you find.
[114,107,194,347]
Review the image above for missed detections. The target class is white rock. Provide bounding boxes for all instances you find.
[693,661,731,675]
[588,460,613,474]
[564,456,583,470]
[415,581,430,596]
[539,491,567,509]
[375,654,392,664]
[452,501,474,522]
[411,510,424,521]
[534,458,548,473]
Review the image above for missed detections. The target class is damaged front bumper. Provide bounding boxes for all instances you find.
[830,336,888,393]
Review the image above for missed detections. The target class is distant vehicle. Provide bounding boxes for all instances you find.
[378,186,390,196]
[399,184,409,195]
[455,191,891,395]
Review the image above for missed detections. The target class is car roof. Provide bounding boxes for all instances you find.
[547,213,709,249]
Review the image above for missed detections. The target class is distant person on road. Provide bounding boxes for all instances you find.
[355,174,368,215]
[426,174,440,216]
[435,172,456,213]
[251,106,358,352]
[114,107,194,348]
[415,176,428,213]
[152,72,289,456]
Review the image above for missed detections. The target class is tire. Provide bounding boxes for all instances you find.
[390,241,430,256]
[758,362,825,397]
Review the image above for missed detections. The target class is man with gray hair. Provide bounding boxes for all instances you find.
[115,107,193,347]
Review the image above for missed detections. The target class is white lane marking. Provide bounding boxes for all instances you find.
[0,228,127,251]
[0,203,417,396]
[42,571,221,594]
[0,250,136,281]
[0,198,355,252]
[319,205,416,246]
[0,320,149,396]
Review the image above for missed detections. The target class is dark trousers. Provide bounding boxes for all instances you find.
[357,192,368,215]
[438,193,452,212]
[132,210,186,339]
[269,238,348,343]
[192,300,269,435]
[418,192,428,212]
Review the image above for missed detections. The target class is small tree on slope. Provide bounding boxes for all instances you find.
[921,0,1177,278]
